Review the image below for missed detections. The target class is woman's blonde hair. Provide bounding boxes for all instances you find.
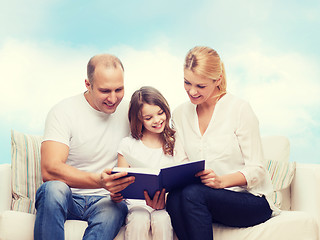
[128,86,175,156]
[184,46,227,96]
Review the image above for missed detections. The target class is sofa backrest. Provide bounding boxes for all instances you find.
[9,131,296,214]
[262,135,290,163]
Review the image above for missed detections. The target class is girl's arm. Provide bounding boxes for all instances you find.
[117,153,130,167]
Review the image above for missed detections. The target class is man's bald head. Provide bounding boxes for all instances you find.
[87,54,124,85]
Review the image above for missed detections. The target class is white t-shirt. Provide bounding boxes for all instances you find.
[173,93,274,203]
[117,136,174,209]
[118,136,173,169]
[43,93,130,196]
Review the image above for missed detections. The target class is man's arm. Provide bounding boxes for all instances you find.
[41,140,134,192]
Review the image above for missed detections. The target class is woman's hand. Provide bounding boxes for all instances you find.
[144,188,166,210]
[196,169,225,189]
[196,170,247,189]
[110,192,124,203]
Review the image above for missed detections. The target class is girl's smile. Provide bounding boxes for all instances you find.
[141,104,167,135]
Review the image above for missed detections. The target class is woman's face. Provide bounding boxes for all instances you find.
[184,69,219,105]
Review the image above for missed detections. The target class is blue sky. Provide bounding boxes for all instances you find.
[0,0,319,164]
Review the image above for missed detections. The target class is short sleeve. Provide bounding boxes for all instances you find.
[43,105,71,147]
[117,137,131,156]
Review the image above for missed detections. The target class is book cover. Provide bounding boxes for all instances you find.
[112,159,205,199]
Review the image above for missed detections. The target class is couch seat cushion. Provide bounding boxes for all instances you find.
[1,210,318,240]
[213,211,319,240]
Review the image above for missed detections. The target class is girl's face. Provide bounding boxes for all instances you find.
[184,69,220,105]
[141,103,167,135]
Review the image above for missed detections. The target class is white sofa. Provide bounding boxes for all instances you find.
[0,133,320,240]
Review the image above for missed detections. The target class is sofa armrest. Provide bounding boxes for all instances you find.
[0,164,12,212]
[291,163,320,222]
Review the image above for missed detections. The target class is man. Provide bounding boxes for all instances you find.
[34,54,135,240]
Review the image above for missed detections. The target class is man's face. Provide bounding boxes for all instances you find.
[85,66,124,114]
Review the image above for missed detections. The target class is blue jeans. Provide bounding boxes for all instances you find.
[34,181,128,240]
[166,184,272,240]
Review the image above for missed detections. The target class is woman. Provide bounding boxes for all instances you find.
[166,46,277,240]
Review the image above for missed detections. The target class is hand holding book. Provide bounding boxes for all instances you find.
[144,188,166,210]
[112,159,205,199]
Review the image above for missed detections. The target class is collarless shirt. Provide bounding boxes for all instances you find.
[172,93,274,199]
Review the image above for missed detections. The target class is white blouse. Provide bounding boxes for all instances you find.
[172,93,274,201]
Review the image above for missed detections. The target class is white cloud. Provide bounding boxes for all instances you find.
[0,39,90,132]
[1,38,319,164]
[225,47,320,163]
[226,49,320,134]
[117,45,187,110]
[0,39,187,133]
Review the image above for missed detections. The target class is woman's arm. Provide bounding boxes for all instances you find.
[196,169,247,189]
[236,102,266,189]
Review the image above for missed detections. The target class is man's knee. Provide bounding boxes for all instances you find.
[36,181,71,206]
[92,198,128,224]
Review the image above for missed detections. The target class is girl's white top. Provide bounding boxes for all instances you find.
[118,136,173,210]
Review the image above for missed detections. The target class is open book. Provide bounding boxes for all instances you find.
[112,159,205,199]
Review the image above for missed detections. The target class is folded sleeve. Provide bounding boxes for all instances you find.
[235,102,266,189]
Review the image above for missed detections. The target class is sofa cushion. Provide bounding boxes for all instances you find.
[0,210,127,240]
[1,209,317,240]
[261,136,296,210]
[11,130,43,214]
[212,211,319,240]
[266,159,296,209]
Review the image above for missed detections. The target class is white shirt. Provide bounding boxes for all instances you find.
[173,93,274,201]
[118,136,173,169]
[43,93,130,196]
[118,136,174,209]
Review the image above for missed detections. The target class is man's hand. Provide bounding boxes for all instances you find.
[100,169,135,193]
[144,188,166,210]
[110,192,124,203]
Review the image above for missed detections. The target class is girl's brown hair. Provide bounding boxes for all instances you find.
[184,46,227,97]
[129,86,175,156]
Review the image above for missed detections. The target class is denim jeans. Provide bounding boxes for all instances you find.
[166,184,272,240]
[34,181,128,240]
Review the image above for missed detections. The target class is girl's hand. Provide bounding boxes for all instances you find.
[196,169,225,189]
[144,188,166,210]
[110,192,124,203]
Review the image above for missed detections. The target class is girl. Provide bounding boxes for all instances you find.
[113,86,175,240]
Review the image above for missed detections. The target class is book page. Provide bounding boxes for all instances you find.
[113,167,160,175]
[161,159,205,169]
